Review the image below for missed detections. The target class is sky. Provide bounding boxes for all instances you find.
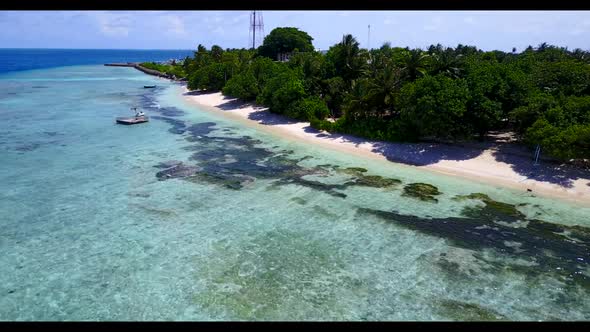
[1,11,590,52]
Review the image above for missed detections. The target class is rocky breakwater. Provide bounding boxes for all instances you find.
[104,62,186,82]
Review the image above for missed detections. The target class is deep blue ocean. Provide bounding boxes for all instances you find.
[0,48,194,74]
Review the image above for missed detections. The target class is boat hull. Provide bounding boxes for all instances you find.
[116,116,149,125]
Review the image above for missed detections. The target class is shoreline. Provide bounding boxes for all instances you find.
[178,86,590,207]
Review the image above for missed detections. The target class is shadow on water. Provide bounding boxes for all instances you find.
[148,99,590,308]
[150,116,187,134]
[358,205,590,292]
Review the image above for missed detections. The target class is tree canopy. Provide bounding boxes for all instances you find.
[257,27,314,60]
[180,31,590,162]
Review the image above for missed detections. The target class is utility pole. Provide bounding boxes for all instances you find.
[533,144,541,166]
[253,11,256,50]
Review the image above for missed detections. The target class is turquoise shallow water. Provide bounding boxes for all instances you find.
[1,65,589,321]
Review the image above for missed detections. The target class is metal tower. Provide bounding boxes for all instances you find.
[368,24,371,50]
[249,11,265,49]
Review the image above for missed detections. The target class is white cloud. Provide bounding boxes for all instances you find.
[231,13,250,25]
[159,15,186,36]
[569,20,590,36]
[463,17,475,24]
[94,12,132,37]
[204,15,223,24]
[384,19,396,25]
[424,16,443,31]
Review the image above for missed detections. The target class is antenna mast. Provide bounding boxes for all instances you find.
[249,11,265,49]
[368,24,371,50]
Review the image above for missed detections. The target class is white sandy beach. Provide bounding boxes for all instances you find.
[181,87,590,207]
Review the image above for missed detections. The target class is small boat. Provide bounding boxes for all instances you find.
[116,107,149,125]
[144,85,156,89]
[116,116,149,125]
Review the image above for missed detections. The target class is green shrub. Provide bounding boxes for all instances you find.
[188,63,228,91]
[257,69,306,114]
[525,119,590,160]
[286,96,330,120]
[223,72,259,100]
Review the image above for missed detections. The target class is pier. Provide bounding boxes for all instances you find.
[104,62,137,67]
[104,62,186,81]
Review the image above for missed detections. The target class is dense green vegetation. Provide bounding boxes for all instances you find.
[180,28,590,161]
[257,27,314,60]
[140,61,186,79]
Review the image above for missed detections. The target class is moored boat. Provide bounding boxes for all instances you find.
[116,116,149,125]
[116,107,149,125]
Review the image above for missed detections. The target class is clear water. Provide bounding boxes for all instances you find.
[1,65,589,321]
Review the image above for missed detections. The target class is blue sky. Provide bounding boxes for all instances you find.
[1,11,590,52]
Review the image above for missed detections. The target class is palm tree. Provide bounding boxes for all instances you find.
[428,43,444,55]
[537,42,549,52]
[571,48,588,62]
[455,44,479,57]
[341,34,361,71]
[210,45,224,62]
[343,79,372,121]
[401,49,429,81]
[367,60,402,118]
[193,44,210,69]
[430,47,463,79]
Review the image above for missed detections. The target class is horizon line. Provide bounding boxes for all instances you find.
[0,47,195,51]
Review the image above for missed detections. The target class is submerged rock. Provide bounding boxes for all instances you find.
[275,177,348,198]
[14,142,41,152]
[153,160,184,169]
[436,299,506,321]
[336,167,368,176]
[156,163,202,180]
[354,175,401,188]
[357,207,590,291]
[158,107,185,117]
[151,116,187,134]
[335,167,401,188]
[153,118,406,198]
[185,122,217,139]
[187,172,256,190]
[290,197,307,205]
[403,183,441,202]
[453,193,526,222]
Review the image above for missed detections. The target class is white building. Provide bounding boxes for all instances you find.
[277,52,293,62]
